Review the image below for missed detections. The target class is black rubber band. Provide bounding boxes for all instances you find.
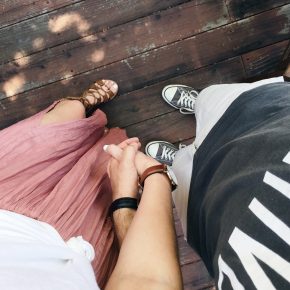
[109,197,138,215]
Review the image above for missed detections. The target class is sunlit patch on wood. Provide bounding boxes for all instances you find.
[48,12,91,36]
[60,77,72,85]
[91,49,105,63]
[81,34,98,43]
[9,95,18,102]
[14,52,30,67]
[33,37,45,50]
[62,72,74,80]
[2,74,26,98]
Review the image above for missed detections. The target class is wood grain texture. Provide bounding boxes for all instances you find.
[0,57,244,130]
[0,1,230,97]
[126,111,196,147]
[225,0,290,20]
[0,94,196,147]
[242,40,290,77]
[100,57,245,128]
[0,0,194,64]
[178,236,201,265]
[0,0,82,28]
[182,262,214,289]
[1,3,289,100]
[175,219,184,238]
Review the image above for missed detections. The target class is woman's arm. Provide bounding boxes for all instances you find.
[105,145,182,290]
[106,138,140,247]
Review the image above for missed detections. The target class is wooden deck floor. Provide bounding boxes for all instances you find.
[1,1,290,289]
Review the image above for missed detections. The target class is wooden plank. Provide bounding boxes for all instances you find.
[244,43,290,82]
[225,0,290,20]
[0,0,214,30]
[0,0,230,97]
[100,3,289,93]
[0,57,244,130]
[283,41,290,61]
[173,208,179,221]
[178,236,201,265]
[0,0,194,64]
[126,111,196,148]
[0,0,82,29]
[1,3,289,101]
[175,219,184,238]
[174,208,185,237]
[182,261,214,288]
[101,57,244,128]
[242,40,290,78]
[0,95,197,148]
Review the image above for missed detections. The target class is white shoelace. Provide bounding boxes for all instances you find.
[177,89,197,114]
[161,146,176,161]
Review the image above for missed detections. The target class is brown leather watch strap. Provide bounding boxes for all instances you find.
[139,164,168,187]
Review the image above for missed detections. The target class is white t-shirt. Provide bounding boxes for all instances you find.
[0,210,100,290]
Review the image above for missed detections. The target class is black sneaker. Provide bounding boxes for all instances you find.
[162,84,198,114]
[145,141,179,166]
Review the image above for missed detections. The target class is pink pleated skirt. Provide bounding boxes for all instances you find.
[0,102,127,288]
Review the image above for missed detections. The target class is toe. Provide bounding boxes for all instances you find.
[102,79,118,95]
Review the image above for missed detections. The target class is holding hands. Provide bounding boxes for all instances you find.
[104,137,160,201]
[104,138,160,246]
[104,138,182,290]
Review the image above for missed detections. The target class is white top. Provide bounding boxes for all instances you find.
[172,77,285,238]
[0,210,100,290]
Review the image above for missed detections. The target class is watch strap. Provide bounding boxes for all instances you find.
[139,164,169,188]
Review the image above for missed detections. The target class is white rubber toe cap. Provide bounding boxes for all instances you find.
[162,86,178,102]
[146,143,159,158]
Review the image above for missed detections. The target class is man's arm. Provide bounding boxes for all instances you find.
[105,145,182,290]
[112,208,136,246]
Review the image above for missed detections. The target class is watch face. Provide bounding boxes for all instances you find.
[167,166,178,186]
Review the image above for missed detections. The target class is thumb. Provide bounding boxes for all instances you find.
[104,144,123,161]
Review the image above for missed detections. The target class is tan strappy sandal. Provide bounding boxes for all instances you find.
[65,79,118,116]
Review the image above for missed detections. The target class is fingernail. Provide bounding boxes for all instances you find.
[103,145,108,152]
